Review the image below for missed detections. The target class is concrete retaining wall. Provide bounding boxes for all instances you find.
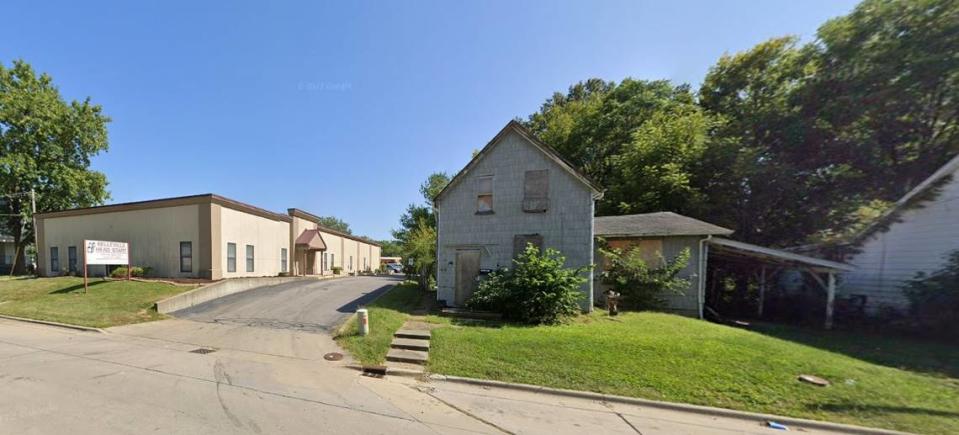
[156,276,314,314]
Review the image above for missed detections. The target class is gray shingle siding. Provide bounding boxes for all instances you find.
[436,129,596,310]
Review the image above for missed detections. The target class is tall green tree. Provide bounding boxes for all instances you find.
[392,172,449,244]
[315,215,351,234]
[0,60,110,273]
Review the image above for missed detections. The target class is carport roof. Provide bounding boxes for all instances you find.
[707,237,854,272]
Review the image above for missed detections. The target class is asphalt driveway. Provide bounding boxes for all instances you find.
[174,275,400,333]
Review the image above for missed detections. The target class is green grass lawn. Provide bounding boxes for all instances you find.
[427,312,959,434]
[335,282,424,365]
[0,276,196,328]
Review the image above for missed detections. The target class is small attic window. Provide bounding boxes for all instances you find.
[477,176,493,214]
[523,169,549,212]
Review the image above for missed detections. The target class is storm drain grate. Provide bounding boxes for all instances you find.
[189,348,217,354]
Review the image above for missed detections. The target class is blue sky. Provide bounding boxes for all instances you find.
[2,0,858,240]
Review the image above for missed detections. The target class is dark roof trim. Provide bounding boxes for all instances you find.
[433,120,604,203]
[36,193,292,222]
[287,208,381,247]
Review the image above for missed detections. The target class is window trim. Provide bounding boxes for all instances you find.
[50,246,60,273]
[227,243,237,273]
[68,246,78,273]
[246,244,255,273]
[523,169,550,213]
[180,241,193,273]
[476,175,494,214]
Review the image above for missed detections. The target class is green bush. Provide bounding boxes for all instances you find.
[903,250,959,340]
[466,244,587,325]
[331,266,342,275]
[110,266,151,278]
[599,245,690,310]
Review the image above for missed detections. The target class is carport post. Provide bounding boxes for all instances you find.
[824,272,836,330]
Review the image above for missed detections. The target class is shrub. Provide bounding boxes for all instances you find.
[331,266,343,275]
[599,245,690,310]
[466,244,588,325]
[903,250,959,340]
[110,266,151,278]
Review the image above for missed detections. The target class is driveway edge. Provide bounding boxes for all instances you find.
[0,314,105,333]
[427,374,908,435]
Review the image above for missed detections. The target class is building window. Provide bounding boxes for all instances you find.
[281,248,288,273]
[50,247,60,273]
[513,234,544,258]
[523,169,549,212]
[331,253,335,269]
[246,245,254,272]
[68,246,78,273]
[323,253,328,272]
[476,175,493,214]
[349,256,353,271]
[227,243,236,273]
[180,242,193,273]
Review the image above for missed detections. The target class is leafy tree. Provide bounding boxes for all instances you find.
[403,217,437,290]
[467,244,587,325]
[392,172,449,245]
[377,239,403,257]
[315,215,351,234]
[599,245,691,310]
[0,60,110,273]
[903,250,959,339]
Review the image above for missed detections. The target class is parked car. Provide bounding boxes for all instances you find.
[387,263,403,274]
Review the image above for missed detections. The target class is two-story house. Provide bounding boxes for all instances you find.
[433,121,603,310]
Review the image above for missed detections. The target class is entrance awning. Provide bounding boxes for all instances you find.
[295,229,327,250]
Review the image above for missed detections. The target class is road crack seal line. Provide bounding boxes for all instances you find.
[213,359,244,428]
[0,337,420,424]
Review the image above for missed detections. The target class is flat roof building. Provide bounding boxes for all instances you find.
[35,194,380,280]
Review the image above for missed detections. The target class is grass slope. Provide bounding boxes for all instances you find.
[0,277,195,328]
[428,312,959,434]
[335,282,423,365]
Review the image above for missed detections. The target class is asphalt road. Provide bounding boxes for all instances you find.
[173,275,401,334]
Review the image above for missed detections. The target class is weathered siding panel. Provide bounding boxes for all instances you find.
[594,236,701,317]
[437,129,596,309]
[843,172,959,313]
[219,206,291,278]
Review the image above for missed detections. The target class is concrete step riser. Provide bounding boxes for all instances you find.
[391,343,430,352]
[394,329,431,340]
[386,349,428,365]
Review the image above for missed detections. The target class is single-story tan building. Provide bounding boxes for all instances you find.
[35,194,380,280]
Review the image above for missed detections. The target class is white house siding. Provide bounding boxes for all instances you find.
[219,206,291,278]
[342,237,359,274]
[39,205,201,278]
[842,172,959,314]
[436,129,596,310]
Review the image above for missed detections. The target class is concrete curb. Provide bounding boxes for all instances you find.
[0,314,105,333]
[427,374,909,435]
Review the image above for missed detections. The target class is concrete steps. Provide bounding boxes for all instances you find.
[386,348,429,365]
[386,324,432,368]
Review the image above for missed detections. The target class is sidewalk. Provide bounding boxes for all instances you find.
[377,375,890,435]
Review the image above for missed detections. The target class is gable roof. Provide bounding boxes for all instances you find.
[287,208,381,247]
[852,153,959,245]
[433,120,603,203]
[594,212,734,238]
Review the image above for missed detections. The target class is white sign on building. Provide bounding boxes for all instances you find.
[84,240,129,265]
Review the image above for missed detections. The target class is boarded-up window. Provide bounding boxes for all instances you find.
[523,169,549,212]
[513,234,544,258]
[603,238,664,270]
[477,176,493,213]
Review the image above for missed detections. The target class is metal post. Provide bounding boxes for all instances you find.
[30,189,37,276]
[127,242,131,281]
[824,272,836,330]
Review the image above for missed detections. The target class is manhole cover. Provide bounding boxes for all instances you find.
[323,352,343,361]
[190,348,217,354]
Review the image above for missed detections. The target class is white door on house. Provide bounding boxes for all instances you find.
[454,250,481,306]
